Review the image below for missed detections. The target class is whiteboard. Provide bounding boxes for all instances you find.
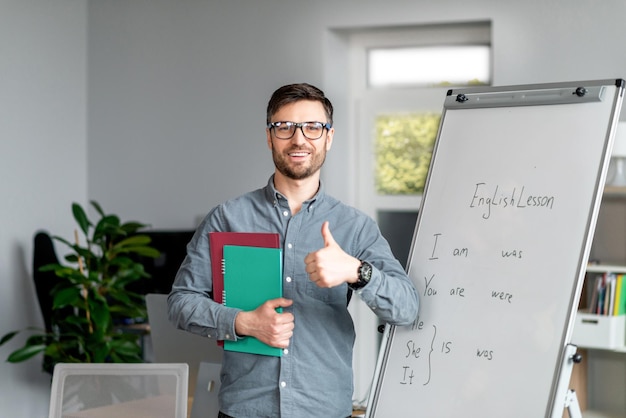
[367,80,624,418]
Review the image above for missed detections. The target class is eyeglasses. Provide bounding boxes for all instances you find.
[267,121,332,140]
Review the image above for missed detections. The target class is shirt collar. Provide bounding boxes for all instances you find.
[265,174,324,210]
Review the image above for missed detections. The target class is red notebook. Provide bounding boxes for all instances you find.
[208,232,280,346]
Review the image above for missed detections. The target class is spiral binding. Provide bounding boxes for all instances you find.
[221,258,227,306]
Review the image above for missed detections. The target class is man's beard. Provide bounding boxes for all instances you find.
[271,144,326,180]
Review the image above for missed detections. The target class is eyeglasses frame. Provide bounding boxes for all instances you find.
[267,121,332,140]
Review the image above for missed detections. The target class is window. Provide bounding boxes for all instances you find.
[349,21,492,216]
[369,45,491,88]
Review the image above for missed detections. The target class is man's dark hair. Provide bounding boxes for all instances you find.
[266,83,334,126]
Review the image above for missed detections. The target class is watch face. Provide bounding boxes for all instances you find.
[359,261,372,283]
[350,260,373,290]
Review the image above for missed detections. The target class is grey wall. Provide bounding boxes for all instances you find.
[2,0,626,416]
[86,0,626,230]
[0,1,87,417]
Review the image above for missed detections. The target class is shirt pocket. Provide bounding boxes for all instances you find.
[304,278,348,306]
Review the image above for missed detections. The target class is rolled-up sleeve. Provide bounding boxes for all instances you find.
[350,219,419,326]
[167,214,242,342]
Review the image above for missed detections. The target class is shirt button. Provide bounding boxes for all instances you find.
[225,333,231,340]
[283,348,289,355]
[287,243,293,249]
[280,381,287,388]
[286,276,292,283]
[283,210,289,217]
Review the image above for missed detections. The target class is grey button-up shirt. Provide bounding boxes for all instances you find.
[168,176,419,418]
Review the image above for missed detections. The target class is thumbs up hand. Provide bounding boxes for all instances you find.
[304,221,361,288]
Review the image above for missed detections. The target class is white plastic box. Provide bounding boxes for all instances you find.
[571,312,626,350]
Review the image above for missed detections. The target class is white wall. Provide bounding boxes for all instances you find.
[3,0,626,416]
[0,1,88,417]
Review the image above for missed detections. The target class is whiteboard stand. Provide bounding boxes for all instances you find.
[552,344,583,418]
[564,390,582,418]
[365,79,625,418]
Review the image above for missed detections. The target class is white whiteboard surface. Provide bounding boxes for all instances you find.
[367,80,624,418]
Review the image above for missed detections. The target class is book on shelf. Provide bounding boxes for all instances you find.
[587,271,626,316]
[222,245,283,357]
[615,274,626,315]
[208,231,280,347]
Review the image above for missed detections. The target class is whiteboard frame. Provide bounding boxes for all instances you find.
[366,79,625,418]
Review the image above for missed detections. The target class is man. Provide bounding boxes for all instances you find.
[168,83,419,418]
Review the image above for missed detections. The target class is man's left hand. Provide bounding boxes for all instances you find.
[304,221,360,288]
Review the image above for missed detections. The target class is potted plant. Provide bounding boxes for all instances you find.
[0,201,160,373]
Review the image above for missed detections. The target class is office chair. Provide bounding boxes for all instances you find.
[33,230,63,334]
[48,362,189,418]
[33,231,77,374]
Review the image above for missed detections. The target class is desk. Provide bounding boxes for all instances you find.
[352,408,366,417]
[62,395,177,418]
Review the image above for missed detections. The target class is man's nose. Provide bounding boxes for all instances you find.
[291,127,308,144]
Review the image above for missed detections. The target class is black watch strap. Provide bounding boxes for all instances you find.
[349,260,372,290]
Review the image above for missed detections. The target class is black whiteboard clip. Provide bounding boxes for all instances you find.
[553,344,582,418]
[456,93,468,103]
[574,87,587,97]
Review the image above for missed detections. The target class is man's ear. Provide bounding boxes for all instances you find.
[266,129,273,150]
[325,127,334,151]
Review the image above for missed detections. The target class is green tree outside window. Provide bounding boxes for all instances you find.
[375,112,440,195]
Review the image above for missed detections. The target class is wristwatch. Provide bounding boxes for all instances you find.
[349,260,373,290]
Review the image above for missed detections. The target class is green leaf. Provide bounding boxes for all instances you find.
[121,221,150,234]
[114,235,152,247]
[111,245,160,259]
[53,286,82,309]
[107,289,132,305]
[46,340,83,362]
[0,331,19,345]
[38,263,63,272]
[52,267,88,284]
[93,215,123,241]
[49,235,75,253]
[64,254,80,263]
[24,334,49,346]
[89,300,111,336]
[72,246,95,263]
[90,200,105,218]
[92,341,110,363]
[7,344,47,362]
[64,315,88,326]
[134,247,160,258]
[72,203,91,236]
[110,338,141,357]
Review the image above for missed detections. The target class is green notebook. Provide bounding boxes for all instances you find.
[222,245,283,357]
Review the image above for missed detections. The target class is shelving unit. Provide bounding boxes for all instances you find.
[570,265,626,418]
[570,185,626,418]
[573,265,626,353]
[601,185,626,199]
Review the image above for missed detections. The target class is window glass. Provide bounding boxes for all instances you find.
[375,112,440,194]
[368,45,491,87]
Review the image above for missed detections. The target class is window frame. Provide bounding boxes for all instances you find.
[349,21,492,218]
